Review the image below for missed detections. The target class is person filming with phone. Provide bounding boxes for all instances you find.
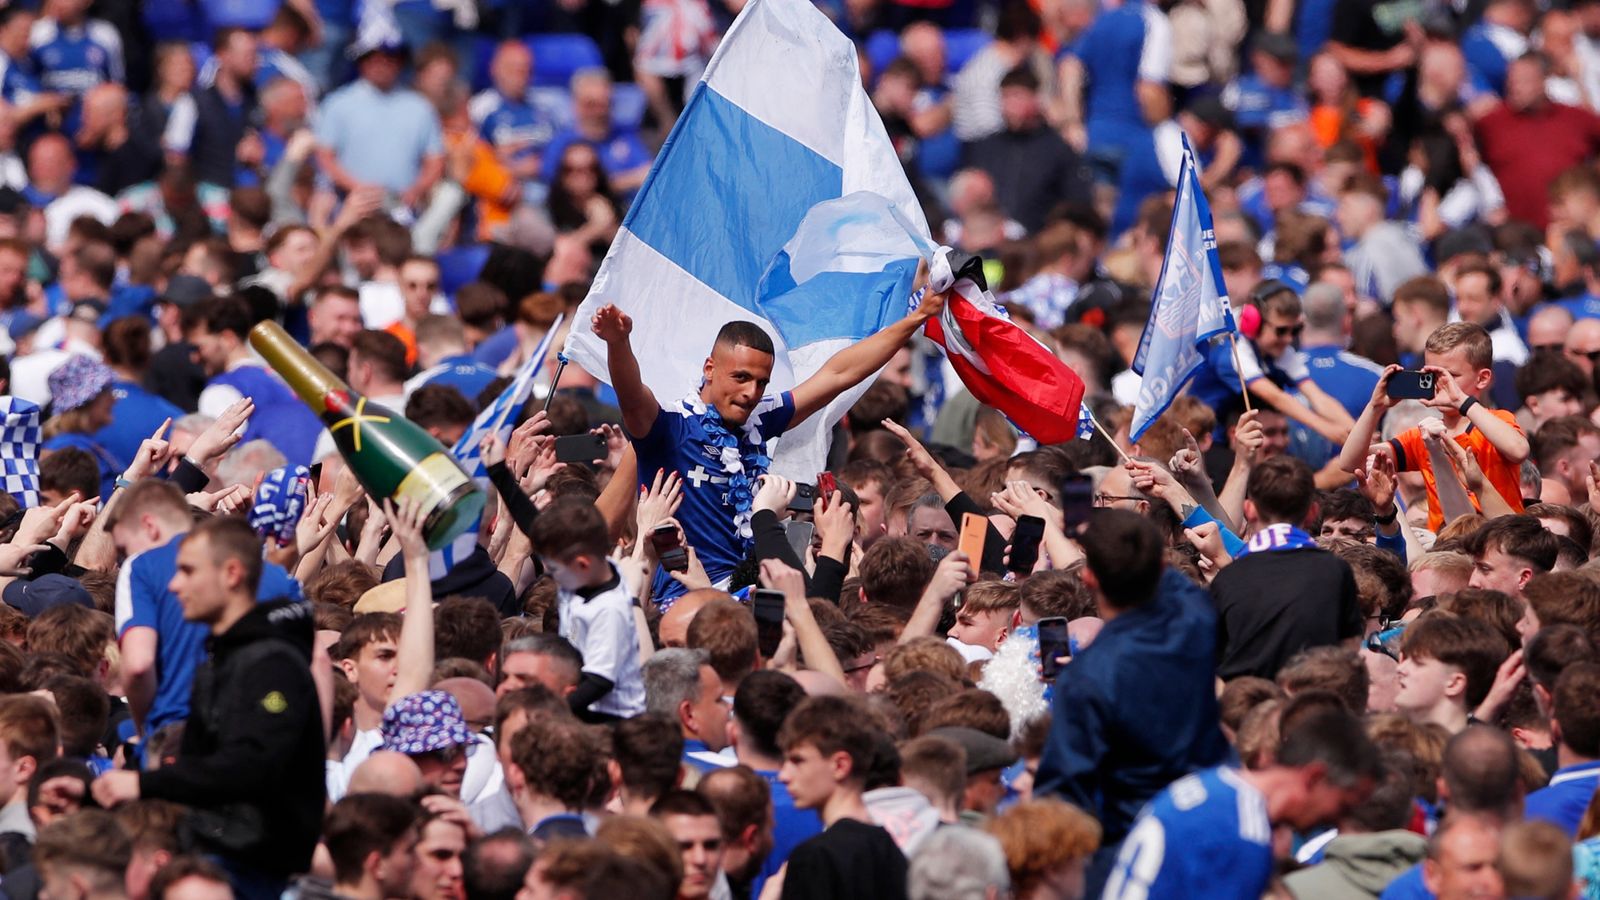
[1336,321,1529,533]
[1034,509,1229,898]
[590,281,947,605]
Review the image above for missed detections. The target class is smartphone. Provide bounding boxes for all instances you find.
[753,589,786,658]
[783,520,814,560]
[788,482,816,513]
[816,472,838,508]
[650,524,689,572]
[553,433,608,464]
[307,461,324,489]
[1061,473,1094,532]
[1386,370,1437,401]
[958,512,987,566]
[1009,515,1045,574]
[1038,616,1071,680]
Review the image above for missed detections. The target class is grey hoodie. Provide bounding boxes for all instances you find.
[1282,830,1428,900]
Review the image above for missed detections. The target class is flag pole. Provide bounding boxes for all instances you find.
[1086,406,1133,464]
[1225,333,1254,413]
[542,355,569,413]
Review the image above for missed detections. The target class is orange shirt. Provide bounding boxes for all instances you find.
[1388,408,1525,533]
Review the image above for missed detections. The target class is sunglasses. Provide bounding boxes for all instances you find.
[1094,493,1144,506]
[1270,323,1304,338]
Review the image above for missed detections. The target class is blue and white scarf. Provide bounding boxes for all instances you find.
[1241,523,1318,555]
[677,391,772,543]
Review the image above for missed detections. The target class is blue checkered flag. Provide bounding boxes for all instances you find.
[1076,403,1095,441]
[451,313,566,482]
[0,397,41,507]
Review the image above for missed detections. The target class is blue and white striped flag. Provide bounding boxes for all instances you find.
[431,314,563,578]
[1076,403,1095,441]
[0,397,40,507]
[560,0,928,479]
[1129,133,1236,441]
[451,313,565,482]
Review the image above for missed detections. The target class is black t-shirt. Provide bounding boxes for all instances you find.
[1328,0,1427,95]
[780,819,907,900]
[1210,547,1363,680]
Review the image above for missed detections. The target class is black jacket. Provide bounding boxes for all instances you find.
[382,544,520,617]
[140,599,325,877]
[963,125,1094,234]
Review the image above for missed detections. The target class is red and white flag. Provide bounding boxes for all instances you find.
[923,249,1086,444]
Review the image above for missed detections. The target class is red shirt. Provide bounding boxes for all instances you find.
[1475,101,1600,229]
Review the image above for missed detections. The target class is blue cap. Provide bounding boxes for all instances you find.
[3,574,93,617]
[7,311,41,342]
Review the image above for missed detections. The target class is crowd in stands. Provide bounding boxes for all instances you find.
[0,0,1599,898]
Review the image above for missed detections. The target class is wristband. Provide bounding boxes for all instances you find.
[1374,509,1397,526]
[1458,396,1479,416]
[114,477,133,491]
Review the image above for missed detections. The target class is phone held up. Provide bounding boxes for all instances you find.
[1386,370,1436,401]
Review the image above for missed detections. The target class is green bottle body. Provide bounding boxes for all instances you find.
[249,321,485,551]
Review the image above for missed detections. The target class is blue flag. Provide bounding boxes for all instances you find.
[1077,403,1095,441]
[1129,134,1236,441]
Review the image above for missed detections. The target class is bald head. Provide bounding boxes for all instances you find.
[348,750,425,796]
[437,677,496,732]
[1528,305,1574,350]
[1441,725,1523,818]
[659,590,723,648]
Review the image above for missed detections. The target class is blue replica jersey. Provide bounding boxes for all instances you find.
[1302,346,1384,420]
[95,379,184,468]
[413,354,500,405]
[1103,767,1275,900]
[634,392,795,603]
[114,536,302,734]
[472,91,559,161]
[1070,0,1165,144]
[0,50,41,107]
[29,18,120,96]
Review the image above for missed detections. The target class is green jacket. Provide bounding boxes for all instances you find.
[1282,831,1429,900]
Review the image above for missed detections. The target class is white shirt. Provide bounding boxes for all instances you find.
[359,280,451,329]
[556,566,647,719]
[44,186,118,250]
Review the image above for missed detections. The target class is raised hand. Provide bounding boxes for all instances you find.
[813,490,855,552]
[879,418,941,481]
[188,398,255,468]
[990,480,1063,531]
[593,423,626,471]
[296,488,340,556]
[1169,428,1205,486]
[1234,409,1266,467]
[15,493,77,546]
[53,497,99,545]
[1355,451,1398,517]
[122,418,173,482]
[752,473,796,515]
[759,557,806,602]
[382,497,430,561]
[636,468,683,535]
[1421,366,1469,411]
[1370,364,1403,412]
[591,304,633,344]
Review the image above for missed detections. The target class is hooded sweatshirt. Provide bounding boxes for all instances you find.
[1281,831,1428,900]
[140,599,326,877]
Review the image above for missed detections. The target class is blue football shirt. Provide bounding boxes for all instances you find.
[632,392,795,603]
[114,536,303,734]
[1102,767,1274,900]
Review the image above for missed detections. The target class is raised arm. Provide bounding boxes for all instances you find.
[384,498,435,703]
[591,304,661,438]
[1336,365,1400,474]
[789,285,947,427]
[1425,366,1529,463]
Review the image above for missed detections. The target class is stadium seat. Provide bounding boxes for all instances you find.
[438,245,491,297]
[945,28,991,72]
[611,82,647,131]
[865,30,900,77]
[527,33,604,88]
[143,0,207,42]
[202,0,282,30]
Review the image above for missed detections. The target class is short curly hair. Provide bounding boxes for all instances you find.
[985,799,1101,898]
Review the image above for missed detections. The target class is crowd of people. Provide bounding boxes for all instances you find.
[1,0,1600,898]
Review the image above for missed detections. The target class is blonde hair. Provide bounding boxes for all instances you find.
[962,580,1021,616]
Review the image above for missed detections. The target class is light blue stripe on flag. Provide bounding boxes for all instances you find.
[626,85,843,310]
